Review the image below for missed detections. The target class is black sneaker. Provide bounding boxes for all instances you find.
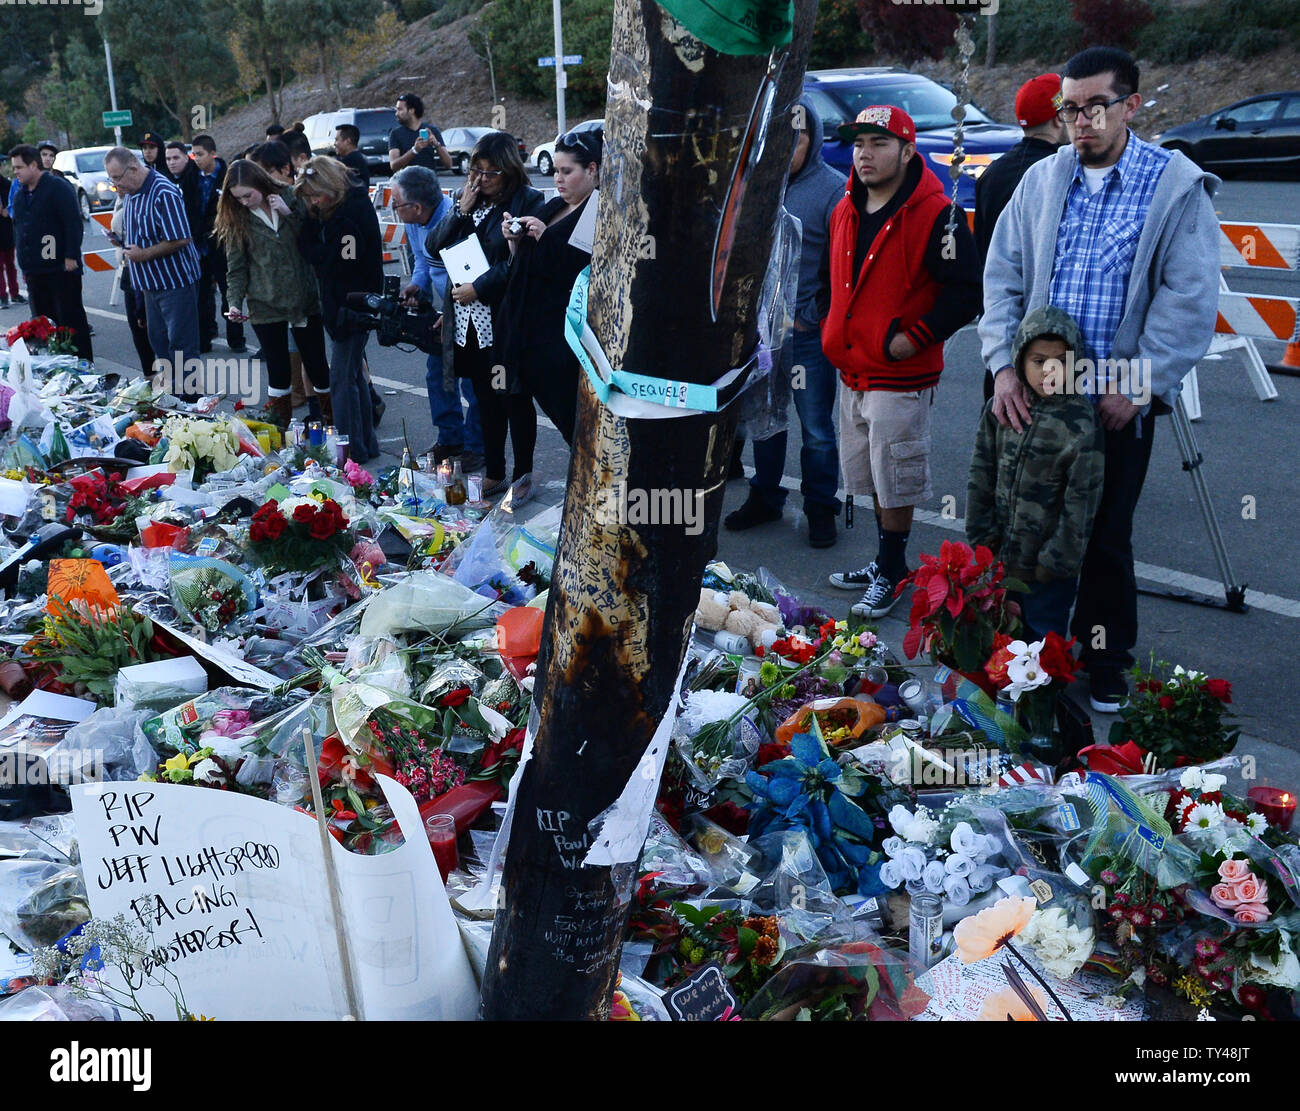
[430,442,465,463]
[806,507,836,549]
[851,573,904,619]
[371,395,387,426]
[9,293,26,305]
[1088,668,1129,714]
[460,451,486,474]
[724,492,782,531]
[828,562,880,591]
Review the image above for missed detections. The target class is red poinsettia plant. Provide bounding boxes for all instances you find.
[65,468,128,526]
[901,540,1023,674]
[5,315,78,355]
[248,496,354,575]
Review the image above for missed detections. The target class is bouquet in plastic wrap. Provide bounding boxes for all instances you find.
[168,553,258,635]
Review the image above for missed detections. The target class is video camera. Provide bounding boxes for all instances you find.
[342,275,441,353]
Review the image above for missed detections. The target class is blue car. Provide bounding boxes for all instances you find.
[803,68,1023,210]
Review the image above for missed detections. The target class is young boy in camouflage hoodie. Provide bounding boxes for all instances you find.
[966,305,1104,639]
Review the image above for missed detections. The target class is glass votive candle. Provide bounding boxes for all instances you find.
[424,814,459,881]
[1248,786,1297,833]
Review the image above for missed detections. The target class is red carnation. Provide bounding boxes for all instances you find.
[1159,695,1175,711]
[293,504,317,524]
[1206,678,1232,704]
[439,686,471,707]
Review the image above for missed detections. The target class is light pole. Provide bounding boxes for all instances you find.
[552,0,566,135]
[103,35,123,147]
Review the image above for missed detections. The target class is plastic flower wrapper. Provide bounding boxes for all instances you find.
[687,813,765,895]
[1018,901,1097,981]
[0,815,79,865]
[742,938,930,1021]
[745,829,860,945]
[42,704,155,784]
[1177,822,1300,926]
[356,569,505,640]
[0,860,90,951]
[640,812,720,895]
[136,685,310,758]
[417,657,489,708]
[167,553,258,636]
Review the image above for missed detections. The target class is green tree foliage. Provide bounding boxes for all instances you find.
[476,0,613,116]
[808,0,873,69]
[290,0,384,110]
[104,0,239,139]
[229,0,300,124]
[43,38,111,147]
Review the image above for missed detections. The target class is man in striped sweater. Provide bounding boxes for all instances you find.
[820,106,982,618]
[104,147,202,395]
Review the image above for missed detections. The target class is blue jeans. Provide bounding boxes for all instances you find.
[750,328,840,513]
[1022,575,1079,641]
[142,282,200,383]
[426,349,483,454]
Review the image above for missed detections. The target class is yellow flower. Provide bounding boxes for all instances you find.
[162,753,193,782]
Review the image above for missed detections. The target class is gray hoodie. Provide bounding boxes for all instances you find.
[980,133,1220,411]
[786,94,846,331]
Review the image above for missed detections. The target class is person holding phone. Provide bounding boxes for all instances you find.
[389,92,452,173]
[497,127,601,446]
[427,132,544,501]
[214,159,331,428]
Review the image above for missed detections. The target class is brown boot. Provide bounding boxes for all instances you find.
[264,393,293,429]
[315,391,334,425]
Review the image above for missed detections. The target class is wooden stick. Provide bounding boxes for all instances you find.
[303,724,363,1020]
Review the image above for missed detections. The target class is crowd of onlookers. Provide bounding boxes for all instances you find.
[0,46,1225,715]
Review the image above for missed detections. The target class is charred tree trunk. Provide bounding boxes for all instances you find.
[480,0,817,1021]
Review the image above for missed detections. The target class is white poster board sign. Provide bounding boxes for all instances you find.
[70,774,478,1021]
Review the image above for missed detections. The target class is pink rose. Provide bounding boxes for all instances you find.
[1211,882,1246,909]
[1234,902,1272,924]
[1231,874,1268,904]
[1218,858,1251,883]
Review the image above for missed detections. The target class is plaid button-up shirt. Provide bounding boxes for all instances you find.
[1048,131,1172,373]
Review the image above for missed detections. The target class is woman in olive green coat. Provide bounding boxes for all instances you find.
[214,159,331,427]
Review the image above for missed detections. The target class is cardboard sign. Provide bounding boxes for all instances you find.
[665,962,739,1021]
[70,774,478,1021]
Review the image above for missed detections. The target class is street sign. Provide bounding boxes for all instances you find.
[102,109,132,128]
[538,55,582,66]
[538,56,556,67]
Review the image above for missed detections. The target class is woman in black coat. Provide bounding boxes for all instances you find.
[428,132,544,499]
[497,128,601,446]
[296,156,384,463]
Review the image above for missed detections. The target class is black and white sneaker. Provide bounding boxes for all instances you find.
[1088,668,1129,714]
[829,562,880,591]
[851,574,902,619]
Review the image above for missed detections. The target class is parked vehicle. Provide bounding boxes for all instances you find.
[302,108,397,176]
[530,118,603,176]
[1157,92,1300,176]
[803,69,1022,209]
[441,127,495,175]
[51,146,123,220]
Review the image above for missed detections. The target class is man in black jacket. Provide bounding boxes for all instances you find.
[973,73,1066,401]
[7,145,92,359]
[190,135,245,353]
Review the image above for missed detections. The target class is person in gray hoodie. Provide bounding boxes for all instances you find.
[726,93,847,548]
[979,46,1220,713]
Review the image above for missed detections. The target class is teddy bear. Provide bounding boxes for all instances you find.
[695,587,784,653]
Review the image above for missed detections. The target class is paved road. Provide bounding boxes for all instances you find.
[29,176,1300,783]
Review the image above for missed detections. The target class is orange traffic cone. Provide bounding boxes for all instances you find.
[1268,323,1300,376]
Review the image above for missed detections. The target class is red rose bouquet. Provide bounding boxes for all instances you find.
[1105,659,1239,771]
[5,316,78,355]
[248,496,354,576]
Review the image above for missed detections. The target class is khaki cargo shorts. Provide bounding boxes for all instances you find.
[838,387,934,509]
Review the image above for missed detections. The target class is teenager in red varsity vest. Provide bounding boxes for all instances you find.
[820,106,981,619]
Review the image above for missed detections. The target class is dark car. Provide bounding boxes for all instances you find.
[303,108,397,176]
[1157,92,1300,176]
[441,127,529,175]
[803,69,1023,209]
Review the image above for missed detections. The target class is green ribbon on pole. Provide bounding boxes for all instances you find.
[655,0,793,55]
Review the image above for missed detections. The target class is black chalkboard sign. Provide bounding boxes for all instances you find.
[665,963,739,1021]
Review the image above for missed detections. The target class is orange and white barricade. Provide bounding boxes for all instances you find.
[380,221,409,275]
[1184,221,1298,417]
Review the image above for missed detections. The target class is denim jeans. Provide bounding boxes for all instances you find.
[426,349,483,454]
[750,328,840,513]
[142,282,200,382]
[1021,575,1079,640]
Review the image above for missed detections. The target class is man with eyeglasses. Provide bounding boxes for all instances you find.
[980,46,1220,714]
[391,165,484,472]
